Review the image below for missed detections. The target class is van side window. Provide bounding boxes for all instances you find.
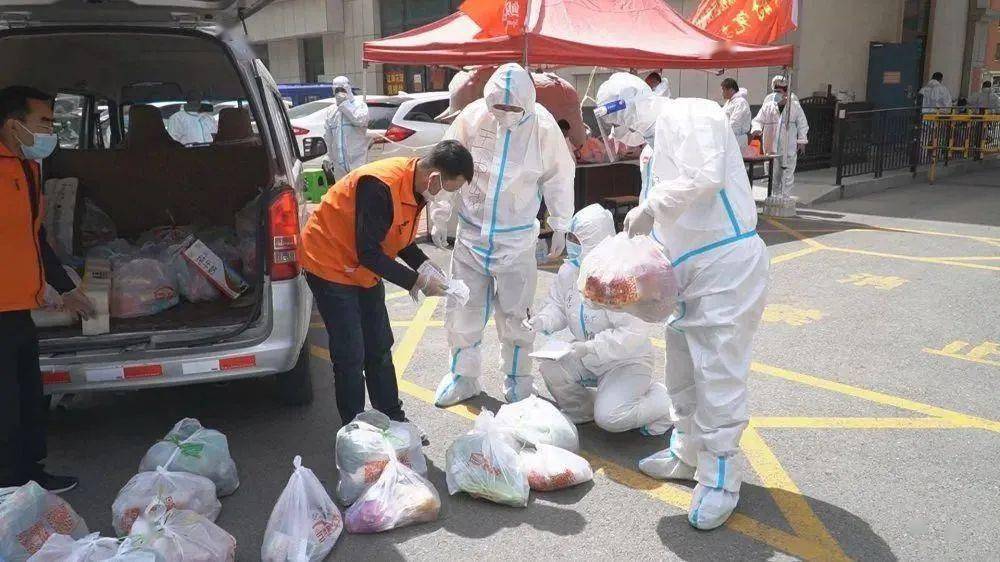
[271,92,301,159]
[53,93,87,149]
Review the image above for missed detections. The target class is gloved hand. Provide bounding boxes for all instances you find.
[413,270,448,298]
[61,287,95,320]
[521,315,548,333]
[431,223,449,250]
[624,205,654,238]
[568,341,591,361]
[335,92,349,105]
[796,142,807,155]
[547,230,566,260]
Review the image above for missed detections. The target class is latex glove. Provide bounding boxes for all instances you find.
[796,142,807,155]
[624,205,654,238]
[547,230,566,261]
[413,270,448,298]
[521,315,547,333]
[61,287,95,320]
[431,222,449,249]
[568,341,591,361]
[335,92,349,105]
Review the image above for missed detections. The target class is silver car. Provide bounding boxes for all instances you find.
[3,0,321,404]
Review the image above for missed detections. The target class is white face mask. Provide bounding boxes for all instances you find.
[425,173,444,197]
[491,107,525,129]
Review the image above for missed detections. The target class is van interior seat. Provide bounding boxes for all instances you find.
[214,107,255,144]
[122,104,181,149]
[48,144,269,241]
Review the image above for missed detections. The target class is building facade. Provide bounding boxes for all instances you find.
[245,0,986,106]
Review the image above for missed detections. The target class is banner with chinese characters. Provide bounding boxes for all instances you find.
[691,0,798,45]
[459,0,528,39]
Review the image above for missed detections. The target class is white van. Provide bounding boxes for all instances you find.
[1,0,325,404]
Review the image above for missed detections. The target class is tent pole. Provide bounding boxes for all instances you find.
[362,61,368,102]
[522,0,530,69]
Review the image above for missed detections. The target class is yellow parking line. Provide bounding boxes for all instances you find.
[741,425,848,559]
[763,218,827,249]
[822,246,1000,271]
[771,246,823,264]
[855,225,1000,244]
[386,290,411,301]
[751,416,970,429]
[749,361,1000,433]
[922,348,1000,368]
[923,255,1000,261]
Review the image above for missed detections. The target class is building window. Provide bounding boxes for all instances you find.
[253,43,270,69]
[301,37,324,83]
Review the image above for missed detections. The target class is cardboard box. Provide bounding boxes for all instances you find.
[82,258,111,335]
[182,238,248,299]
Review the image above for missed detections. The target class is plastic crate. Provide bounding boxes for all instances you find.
[303,170,329,203]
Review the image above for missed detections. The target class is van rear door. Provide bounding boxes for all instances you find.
[0,0,273,27]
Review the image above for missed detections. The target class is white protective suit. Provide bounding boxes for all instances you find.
[723,88,752,153]
[968,87,1000,111]
[534,204,672,434]
[431,63,576,407]
[166,109,217,145]
[751,94,809,196]
[596,73,769,530]
[324,76,369,178]
[919,79,953,113]
[653,77,672,98]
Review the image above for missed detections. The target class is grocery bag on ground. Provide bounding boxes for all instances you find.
[518,443,594,492]
[495,395,580,452]
[335,410,427,505]
[27,532,119,561]
[261,456,343,562]
[124,500,235,562]
[445,411,529,507]
[112,467,221,536]
[345,445,440,534]
[110,258,179,318]
[578,233,679,322]
[0,481,89,561]
[138,418,240,496]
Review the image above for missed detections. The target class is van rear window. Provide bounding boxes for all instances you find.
[368,103,401,130]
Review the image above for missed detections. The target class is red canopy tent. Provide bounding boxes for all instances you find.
[362,0,793,69]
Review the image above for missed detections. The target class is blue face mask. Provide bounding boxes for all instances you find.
[17,121,58,160]
[566,241,582,266]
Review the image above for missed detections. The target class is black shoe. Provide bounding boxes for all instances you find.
[33,471,78,494]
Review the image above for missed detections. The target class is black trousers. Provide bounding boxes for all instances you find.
[0,310,47,486]
[306,273,405,425]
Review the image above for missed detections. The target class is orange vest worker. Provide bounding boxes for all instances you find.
[0,142,47,312]
[301,157,423,287]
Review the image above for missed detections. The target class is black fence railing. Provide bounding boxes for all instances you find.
[834,106,999,184]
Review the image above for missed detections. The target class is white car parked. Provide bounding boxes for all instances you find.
[290,91,451,170]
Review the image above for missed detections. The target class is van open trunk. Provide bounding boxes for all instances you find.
[0,29,275,351]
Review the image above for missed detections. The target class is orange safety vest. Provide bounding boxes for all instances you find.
[301,157,423,288]
[0,142,47,312]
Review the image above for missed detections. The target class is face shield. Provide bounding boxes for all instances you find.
[594,73,656,162]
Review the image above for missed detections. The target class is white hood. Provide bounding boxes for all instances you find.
[570,204,615,259]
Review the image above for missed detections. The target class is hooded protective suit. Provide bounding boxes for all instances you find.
[919,79,953,113]
[431,63,576,407]
[533,204,672,434]
[751,93,808,195]
[324,76,369,178]
[596,72,770,531]
[166,109,217,145]
[723,87,752,152]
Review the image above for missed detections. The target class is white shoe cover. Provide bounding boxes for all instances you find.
[503,375,536,404]
[688,483,739,530]
[637,448,696,481]
[639,415,673,436]
[434,374,482,407]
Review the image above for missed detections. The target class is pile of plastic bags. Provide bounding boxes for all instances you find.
[27,533,119,561]
[335,410,427,505]
[0,481,89,561]
[110,258,179,318]
[138,418,240,496]
[112,467,221,536]
[334,411,439,533]
[578,232,679,322]
[446,400,593,506]
[261,456,343,561]
[121,499,236,561]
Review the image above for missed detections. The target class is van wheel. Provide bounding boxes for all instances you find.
[276,347,314,406]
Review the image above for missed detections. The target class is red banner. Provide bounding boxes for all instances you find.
[691,0,798,45]
[460,0,528,39]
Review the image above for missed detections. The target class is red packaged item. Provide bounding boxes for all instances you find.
[578,233,679,322]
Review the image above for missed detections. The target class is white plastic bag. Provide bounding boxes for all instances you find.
[238,237,257,278]
[138,418,240,496]
[518,443,593,492]
[125,500,235,562]
[0,481,89,561]
[495,395,580,452]
[344,448,440,534]
[87,239,138,269]
[110,258,179,318]
[578,233,679,322]
[445,411,529,507]
[27,532,119,561]
[112,467,221,536]
[261,456,343,562]
[335,410,427,505]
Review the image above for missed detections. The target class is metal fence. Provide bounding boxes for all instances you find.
[834,106,1000,184]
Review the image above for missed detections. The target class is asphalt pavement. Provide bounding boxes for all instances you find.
[45,168,999,561]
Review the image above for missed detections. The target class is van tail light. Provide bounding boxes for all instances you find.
[269,189,300,281]
[292,126,309,136]
[373,124,415,144]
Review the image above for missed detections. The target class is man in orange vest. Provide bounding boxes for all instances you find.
[301,140,473,431]
[1,86,94,492]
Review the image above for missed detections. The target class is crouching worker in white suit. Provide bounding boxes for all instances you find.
[526,204,673,435]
